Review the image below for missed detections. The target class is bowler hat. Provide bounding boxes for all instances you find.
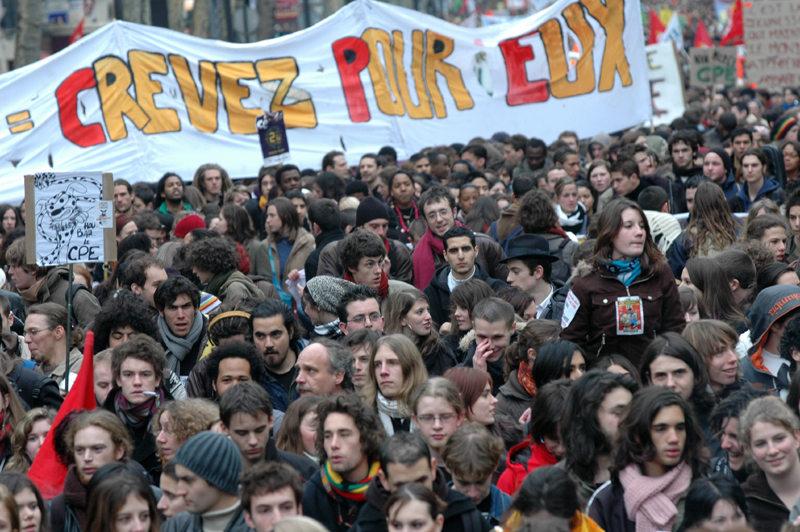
[500,234,559,263]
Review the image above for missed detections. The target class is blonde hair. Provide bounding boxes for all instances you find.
[739,396,800,449]
[339,196,361,211]
[412,377,464,417]
[151,399,220,459]
[6,407,56,473]
[362,335,428,416]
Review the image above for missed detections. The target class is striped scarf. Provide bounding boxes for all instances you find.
[321,460,380,502]
[114,388,164,430]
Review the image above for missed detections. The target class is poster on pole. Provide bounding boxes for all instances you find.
[744,0,800,87]
[688,47,737,87]
[646,42,686,126]
[24,172,116,266]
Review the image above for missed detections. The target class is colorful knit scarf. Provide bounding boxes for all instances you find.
[344,270,390,301]
[517,361,537,397]
[114,388,164,430]
[322,460,380,501]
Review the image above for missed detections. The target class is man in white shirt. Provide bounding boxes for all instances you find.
[502,234,567,321]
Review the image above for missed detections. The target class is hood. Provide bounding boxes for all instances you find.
[740,177,780,203]
[747,285,800,370]
[591,132,612,148]
[574,260,595,278]
[221,270,263,298]
[500,201,520,218]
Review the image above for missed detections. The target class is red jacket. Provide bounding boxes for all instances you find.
[497,437,558,495]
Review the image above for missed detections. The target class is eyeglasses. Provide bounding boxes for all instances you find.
[24,326,55,337]
[416,414,459,425]
[349,313,382,325]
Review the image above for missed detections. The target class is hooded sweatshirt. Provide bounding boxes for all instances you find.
[741,285,800,394]
[729,178,784,213]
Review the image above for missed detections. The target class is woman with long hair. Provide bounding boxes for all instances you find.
[0,473,49,532]
[677,476,749,532]
[497,320,561,423]
[783,140,800,182]
[384,290,456,376]
[362,335,428,436]
[152,399,219,462]
[265,197,315,301]
[682,258,749,333]
[739,397,800,532]
[85,471,159,532]
[576,180,597,217]
[443,280,497,361]
[0,374,25,472]
[444,366,523,451]
[679,287,709,324]
[0,205,21,236]
[638,332,716,434]
[387,170,420,243]
[588,161,614,213]
[668,181,737,278]
[682,320,743,398]
[0,485,19,532]
[465,197,501,235]
[786,190,800,263]
[411,378,464,466]
[561,198,684,366]
[554,178,589,235]
[5,408,55,474]
[217,203,271,278]
[275,395,324,463]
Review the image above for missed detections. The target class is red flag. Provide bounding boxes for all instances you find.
[720,0,744,46]
[648,9,666,45]
[70,18,84,44]
[28,331,97,499]
[694,19,713,48]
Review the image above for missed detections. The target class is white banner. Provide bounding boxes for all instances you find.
[0,0,651,202]
[646,42,685,126]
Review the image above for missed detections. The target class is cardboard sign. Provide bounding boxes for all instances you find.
[688,47,737,87]
[744,0,800,87]
[25,172,117,266]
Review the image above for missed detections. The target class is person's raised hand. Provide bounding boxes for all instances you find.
[472,339,492,372]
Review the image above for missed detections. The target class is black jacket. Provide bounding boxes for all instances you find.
[305,228,346,282]
[419,338,458,377]
[424,264,507,329]
[351,469,491,532]
[264,439,318,482]
[102,386,175,483]
[741,469,790,532]
[7,362,63,410]
[588,481,635,532]
[302,469,365,532]
[539,278,569,322]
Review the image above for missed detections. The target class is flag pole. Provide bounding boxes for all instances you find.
[65,264,73,394]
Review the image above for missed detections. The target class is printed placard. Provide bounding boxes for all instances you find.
[616,296,644,335]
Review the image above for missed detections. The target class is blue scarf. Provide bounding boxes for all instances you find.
[606,257,642,286]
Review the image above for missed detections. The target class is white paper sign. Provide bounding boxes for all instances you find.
[561,289,581,328]
[32,172,106,266]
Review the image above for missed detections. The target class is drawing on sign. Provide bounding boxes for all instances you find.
[34,172,103,265]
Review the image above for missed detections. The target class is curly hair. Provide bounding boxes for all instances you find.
[610,387,708,482]
[339,230,386,274]
[517,189,559,233]
[315,393,387,464]
[561,370,638,483]
[205,341,265,391]
[186,236,239,275]
[192,163,233,198]
[153,276,200,312]
[6,407,56,473]
[92,290,159,353]
[151,399,219,459]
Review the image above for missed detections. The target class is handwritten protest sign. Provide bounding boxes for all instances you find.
[688,47,737,87]
[744,0,800,87]
[646,43,685,126]
[25,172,117,266]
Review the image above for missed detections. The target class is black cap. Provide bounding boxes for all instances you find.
[500,234,559,263]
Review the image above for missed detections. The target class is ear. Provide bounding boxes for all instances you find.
[730,279,741,292]
[510,322,516,335]
[115,375,122,389]
[535,265,545,280]
[792,348,800,364]
[269,415,275,430]
[155,375,162,389]
[333,371,344,387]
[211,379,218,393]
[131,283,143,297]
[298,503,303,516]
[244,511,255,530]
[527,348,536,364]
[378,468,390,492]
[474,246,479,258]
[220,423,230,436]
[115,444,126,461]
[339,322,349,335]
[53,325,66,341]
[434,514,444,532]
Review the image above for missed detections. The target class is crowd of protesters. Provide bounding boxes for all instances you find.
[2,84,800,532]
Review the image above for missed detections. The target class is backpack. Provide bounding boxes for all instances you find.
[491,222,523,254]
[550,238,571,283]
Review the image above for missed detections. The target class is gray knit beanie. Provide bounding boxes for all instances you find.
[174,431,241,495]
[306,276,352,314]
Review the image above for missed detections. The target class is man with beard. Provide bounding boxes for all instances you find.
[155,172,191,216]
[250,299,305,412]
[559,371,638,503]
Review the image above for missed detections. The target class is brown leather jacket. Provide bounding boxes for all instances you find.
[560,261,684,366]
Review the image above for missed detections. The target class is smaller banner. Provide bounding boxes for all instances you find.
[25,172,117,266]
[646,42,685,126]
[688,47,737,87]
[257,112,291,166]
[744,0,800,87]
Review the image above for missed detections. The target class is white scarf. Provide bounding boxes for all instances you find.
[556,202,586,230]
[376,392,409,436]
